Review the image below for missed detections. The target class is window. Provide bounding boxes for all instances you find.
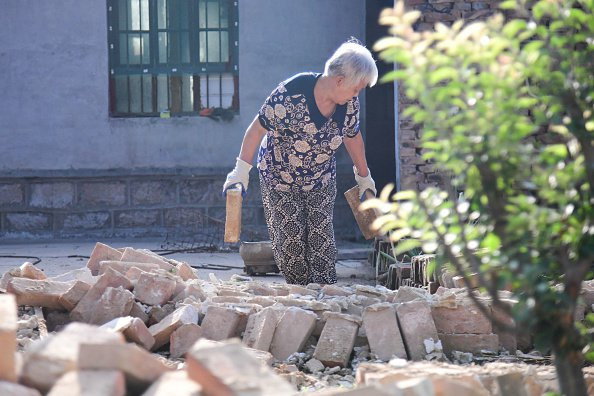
[107,0,239,117]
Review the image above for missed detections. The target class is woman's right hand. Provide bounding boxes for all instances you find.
[223,157,252,196]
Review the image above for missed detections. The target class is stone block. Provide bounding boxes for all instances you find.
[5,212,52,231]
[78,342,172,394]
[270,307,317,361]
[61,212,111,230]
[395,301,440,360]
[89,287,135,325]
[201,305,242,341]
[120,248,173,271]
[242,306,278,351]
[133,272,176,306]
[0,381,41,396]
[131,180,177,205]
[0,295,17,382]
[30,183,74,208]
[70,267,131,322]
[142,370,202,396]
[439,333,500,355]
[148,304,199,350]
[0,183,24,207]
[20,323,124,393]
[115,210,161,228]
[47,370,125,396]
[86,242,123,275]
[58,281,91,311]
[314,312,360,367]
[170,323,203,358]
[78,181,127,206]
[7,278,73,309]
[431,302,492,334]
[363,303,407,361]
[186,339,294,395]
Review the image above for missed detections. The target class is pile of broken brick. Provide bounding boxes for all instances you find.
[1,241,593,395]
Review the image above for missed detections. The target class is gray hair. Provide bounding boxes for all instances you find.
[324,40,378,88]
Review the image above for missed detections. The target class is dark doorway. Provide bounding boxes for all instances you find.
[365,0,397,193]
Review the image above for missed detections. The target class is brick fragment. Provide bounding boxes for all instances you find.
[201,305,242,341]
[133,272,176,306]
[314,312,360,367]
[47,370,125,396]
[129,301,150,324]
[363,303,407,360]
[148,304,199,350]
[439,333,500,356]
[20,323,124,393]
[101,316,155,350]
[395,301,440,360]
[0,295,17,382]
[175,261,198,281]
[170,323,203,358]
[431,301,492,334]
[19,262,47,280]
[242,306,279,351]
[186,339,294,395]
[142,370,202,396]
[270,307,317,361]
[7,278,72,309]
[0,381,41,396]
[58,281,91,311]
[98,260,160,276]
[78,343,172,393]
[86,242,123,275]
[321,284,351,297]
[70,267,131,322]
[120,248,173,271]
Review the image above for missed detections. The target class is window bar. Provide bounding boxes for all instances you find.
[219,73,222,108]
[205,0,209,108]
[139,0,144,112]
[193,74,200,112]
[219,2,222,109]
[152,75,158,113]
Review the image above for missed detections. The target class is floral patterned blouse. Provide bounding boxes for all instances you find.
[257,72,360,192]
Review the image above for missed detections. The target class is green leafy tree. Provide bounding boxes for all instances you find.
[368,1,593,394]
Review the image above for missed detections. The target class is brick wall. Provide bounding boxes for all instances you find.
[399,0,500,192]
[0,170,360,242]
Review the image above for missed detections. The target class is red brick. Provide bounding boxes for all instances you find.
[120,248,173,271]
[0,295,17,382]
[98,261,160,276]
[58,281,91,311]
[363,303,407,361]
[88,286,134,325]
[142,371,202,396]
[47,370,125,396]
[133,272,176,306]
[270,307,317,361]
[170,323,203,358]
[395,301,440,360]
[86,243,123,276]
[431,301,492,334]
[242,306,279,351]
[439,333,499,356]
[7,278,72,309]
[313,312,360,367]
[101,316,155,350]
[201,305,242,341]
[148,305,199,350]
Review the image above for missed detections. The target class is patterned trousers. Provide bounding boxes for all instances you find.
[260,176,338,285]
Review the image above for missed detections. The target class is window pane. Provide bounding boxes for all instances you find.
[180,0,189,29]
[129,75,142,113]
[220,31,229,62]
[207,31,220,62]
[128,34,142,64]
[168,32,180,63]
[142,75,153,112]
[199,75,208,107]
[140,0,149,30]
[208,74,220,107]
[115,75,129,113]
[207,0,219,28]
[181,74,193,112]
[198,0,206,28]
[119,33,128,64]
[128,0,141,30]
[221,73,233,108]
[141,33,150,64]
[168,0,180,30]
[199,31,206,62]
[159,32,168,63]
[181,32,190,63]
[220,0,228,28]
[118,0,127,31]
[157,74,169,111]
[158,0,167,29]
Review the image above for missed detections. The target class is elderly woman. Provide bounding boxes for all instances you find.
[223,40,378,285]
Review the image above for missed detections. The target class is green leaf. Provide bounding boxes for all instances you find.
[503,20,527,38]
[482,233,502,250]
[429,67,459,85]
[392,190,417,201]
[394,239,422,256]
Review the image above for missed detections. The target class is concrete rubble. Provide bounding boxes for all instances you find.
[0,242,592,395]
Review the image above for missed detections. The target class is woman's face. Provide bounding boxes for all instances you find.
[334,76,367,105]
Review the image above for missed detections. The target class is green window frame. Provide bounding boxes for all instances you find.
[107,0,239,117]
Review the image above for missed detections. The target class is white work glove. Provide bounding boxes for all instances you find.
[354,166,377,200]
[223,157,252,196]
